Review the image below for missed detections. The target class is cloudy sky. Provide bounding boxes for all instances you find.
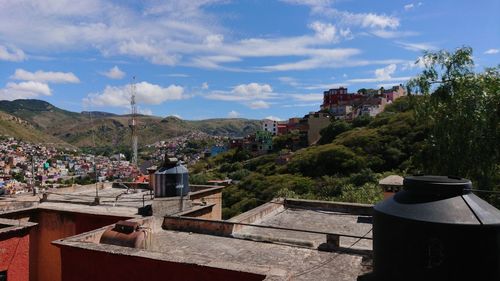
[0,0,498,120]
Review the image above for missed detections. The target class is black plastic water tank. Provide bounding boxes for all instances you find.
[373,175,500,281]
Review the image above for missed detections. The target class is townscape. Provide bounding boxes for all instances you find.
[0,1,498,281]
[0,84,406,197]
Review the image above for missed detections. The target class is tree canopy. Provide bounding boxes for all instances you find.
[408,47,499,189]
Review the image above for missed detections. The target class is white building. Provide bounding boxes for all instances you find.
[262,119,278,136]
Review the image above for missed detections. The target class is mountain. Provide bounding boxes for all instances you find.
[0,99,261,148]
[0,99,82,130]
[0,111,75,148]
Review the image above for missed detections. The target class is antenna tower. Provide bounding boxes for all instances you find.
[130,76,138,167]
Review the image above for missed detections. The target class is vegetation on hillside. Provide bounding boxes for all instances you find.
[191,47,500,219]
[0,100,261,150]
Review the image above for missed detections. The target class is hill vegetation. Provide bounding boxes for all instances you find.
[191,47,499,219]
[0,111,74,148]
[191,97,420,218]
[0,99,260,150]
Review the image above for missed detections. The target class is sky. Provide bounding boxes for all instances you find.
[0,0,499,120]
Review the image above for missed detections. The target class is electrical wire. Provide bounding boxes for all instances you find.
[292,227,373,278]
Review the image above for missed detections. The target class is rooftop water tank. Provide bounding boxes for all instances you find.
[99,221,147,249]
[154,157,189,198]
[373,175,500,281]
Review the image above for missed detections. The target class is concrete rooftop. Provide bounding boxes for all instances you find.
[233,207,373,250]
[149,229,370,281]
[54,198,374,281]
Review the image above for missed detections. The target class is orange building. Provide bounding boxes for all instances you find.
[0,218,36,281]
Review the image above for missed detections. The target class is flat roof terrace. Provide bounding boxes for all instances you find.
[231,199,373,250]
[54,198,374,281]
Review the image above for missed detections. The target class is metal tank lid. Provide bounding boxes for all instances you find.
[403,175,472,196]
[155,164,188,174]
[374,175,500,225]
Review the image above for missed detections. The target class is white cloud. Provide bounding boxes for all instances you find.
[347,64,411,83]
[249,100,270,109]
[282,103,318,108]
[117,40,179,66]
[139,108,153,116]
[404,4,414,10]
[207,83,276,102]
[375,64,397,80]
[233,83,272,97]
[309,21,338,42]
[204,34,224,47]
[11,69,80,83]
[262,56,404,72]
[102,66,125,79]
[0,81,51,100]
[278,77,300,87]
[397,41,438,52]
[201,82,209,89]
[167,73,190,78]
[227,110,240,118]
[301,83,347,90]
[171,114,182,119]
[339,28,353,40]
[0,1,399,72]
[404,2,422,11]
[484,49,499,55]
[371,30,418,39]
[352,13,399,29]
[281,0,333,6]
[291,93,324,102]
[85,81,185,107]
[264,116,282,121]
[282,0,399,29]
[206,83,277,109]
[0,44,26,61]
[401,55,432,70]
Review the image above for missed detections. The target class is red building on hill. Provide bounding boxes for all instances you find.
[321,87,363,110]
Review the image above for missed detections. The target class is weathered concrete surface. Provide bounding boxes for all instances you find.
[284,198,373,216]
[148,230,367,281]
[189,186,223,220]
[234,207,373,250]
[55,226,367,281]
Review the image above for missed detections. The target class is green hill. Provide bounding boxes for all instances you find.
[0,111,74,148]
[190,96,426,218]
[0,99,260,148]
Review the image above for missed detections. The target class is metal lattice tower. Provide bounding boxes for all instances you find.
[130,76,138,167]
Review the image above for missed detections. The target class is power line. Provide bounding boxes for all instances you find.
[466,188,500,195]
[292,228,373,278]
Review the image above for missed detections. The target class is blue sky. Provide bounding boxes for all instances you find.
[0,0,498,120]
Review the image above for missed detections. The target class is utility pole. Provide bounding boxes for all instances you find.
[31,154,36,196]
[93,155,99,205]
[130,76,138,168]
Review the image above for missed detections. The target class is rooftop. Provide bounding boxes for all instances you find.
[54,198,374,281]
[0,217,37,235]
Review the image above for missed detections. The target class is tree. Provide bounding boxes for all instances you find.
[408,47,499,189]
[318,120,352,144]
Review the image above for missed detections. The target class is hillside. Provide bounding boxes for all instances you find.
[0,99,260,148]
[190,96,426,218]
[0,111,74,148]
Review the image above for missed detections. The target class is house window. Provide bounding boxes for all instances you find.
[0,270,7,281]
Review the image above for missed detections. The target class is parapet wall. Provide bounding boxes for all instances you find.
[284,198,373,216]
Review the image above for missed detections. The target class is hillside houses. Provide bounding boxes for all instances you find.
[223,84,407,157]
[0,137,140,194]
[321,85,406,119]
